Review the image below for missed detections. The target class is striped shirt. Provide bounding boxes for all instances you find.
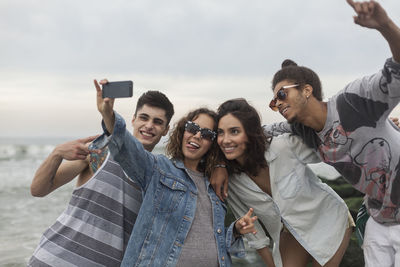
[28,153,142,267]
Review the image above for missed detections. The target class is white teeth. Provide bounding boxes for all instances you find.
[189,142,200,148]
[224,147,235,152]
[141,131,153,137]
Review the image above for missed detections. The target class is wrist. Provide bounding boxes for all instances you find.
[378,18,397,36]
[101,109,114,120]
[233,223,241,238]
[52,146,66,161]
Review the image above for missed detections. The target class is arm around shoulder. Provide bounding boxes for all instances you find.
[286,134,321,164]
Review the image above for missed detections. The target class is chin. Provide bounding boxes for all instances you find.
[224,154,237,161]
[287,115,299,124]
[140,139,155,147]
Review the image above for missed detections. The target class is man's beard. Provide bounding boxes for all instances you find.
[287,115,298,124]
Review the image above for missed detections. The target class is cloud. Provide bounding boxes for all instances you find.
[1,0,398,75]
[1,0,400,137]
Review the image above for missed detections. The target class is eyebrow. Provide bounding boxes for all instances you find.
[153,118,165,124]
[138,112,165,123]
[138,113,149,118]
[218,126,241,131]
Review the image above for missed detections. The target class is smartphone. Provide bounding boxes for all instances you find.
[102,81,133,98]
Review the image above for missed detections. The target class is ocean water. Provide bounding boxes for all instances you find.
[0,138,78,266]
[0,138,267,266]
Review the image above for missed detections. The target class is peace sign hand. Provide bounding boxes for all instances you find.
[235,208,258,235]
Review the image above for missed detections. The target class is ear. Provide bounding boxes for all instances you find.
[303,84,313,98]
[162,125,170,136]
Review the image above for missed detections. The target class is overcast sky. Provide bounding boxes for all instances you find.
[1,0,400,139]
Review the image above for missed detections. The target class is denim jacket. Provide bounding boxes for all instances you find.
[92,112,244,267]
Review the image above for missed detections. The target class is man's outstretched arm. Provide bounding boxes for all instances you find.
[30,136,97,197]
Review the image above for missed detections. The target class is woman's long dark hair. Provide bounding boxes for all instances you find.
[166,108,219,176]
[217,99,269,176]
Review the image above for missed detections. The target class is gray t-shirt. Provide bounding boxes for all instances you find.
[265,58,400,223]
[176,168,219,267]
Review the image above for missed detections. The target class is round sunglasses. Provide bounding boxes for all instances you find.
[185,121,216,141]
[269,84,299,111]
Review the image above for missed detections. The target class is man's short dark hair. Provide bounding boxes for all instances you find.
[135,91,174,125]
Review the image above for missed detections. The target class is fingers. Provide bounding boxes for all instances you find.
[76,142,90,155]
[347,0,376,22]
[390,117,400,128]
[236,208,258,235]
[57,140,90,160]
[81,135,103,154]
[211,179,224,201]
[213,181,226,201]
[216,188,224,202]
[99,79,109,85]
[240,215,258,227]
[346,0,357,11]
[367,1,375,14]
[93,79,101,91]
[80,135,99,144]
[209,167,229,201]
[245,207,254,217]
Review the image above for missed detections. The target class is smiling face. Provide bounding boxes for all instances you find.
[182,113,215,170]
[217,113,248,166]
[272,80,308,123]
[132,104,169,151]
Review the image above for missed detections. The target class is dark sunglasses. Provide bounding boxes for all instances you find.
[269,84,299,111]
[185,121,216,141]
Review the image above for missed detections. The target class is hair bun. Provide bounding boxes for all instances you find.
[281,59,297,68]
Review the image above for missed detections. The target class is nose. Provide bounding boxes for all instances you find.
[275,98,284,108]
[193,131,202,139]
[219,133,230,145]
[144,121,154,130]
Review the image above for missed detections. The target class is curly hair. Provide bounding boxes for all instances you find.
[217,98,269,176]
[272,59,323,101]
[272,59,323,149]
[166,108,219,176]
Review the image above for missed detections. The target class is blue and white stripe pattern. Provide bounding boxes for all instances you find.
[28,153,142,267]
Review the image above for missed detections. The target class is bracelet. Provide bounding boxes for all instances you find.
[215,164,227,168]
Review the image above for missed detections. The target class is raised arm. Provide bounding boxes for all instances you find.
[30,136,97,197]
[347,0,400,62]
[93,79,156,190]
[94,79,115,134]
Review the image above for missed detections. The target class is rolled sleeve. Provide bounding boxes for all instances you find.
[225,222,246,258]
[247,235,270,250]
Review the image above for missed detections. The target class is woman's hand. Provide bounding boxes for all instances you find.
[235,208,258,235]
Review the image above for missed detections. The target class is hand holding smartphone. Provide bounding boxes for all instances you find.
[102,81,133,98]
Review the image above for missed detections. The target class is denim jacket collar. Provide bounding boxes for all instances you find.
[171,158,186,170]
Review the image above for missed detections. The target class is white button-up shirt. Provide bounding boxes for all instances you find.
[227,134,349,266]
